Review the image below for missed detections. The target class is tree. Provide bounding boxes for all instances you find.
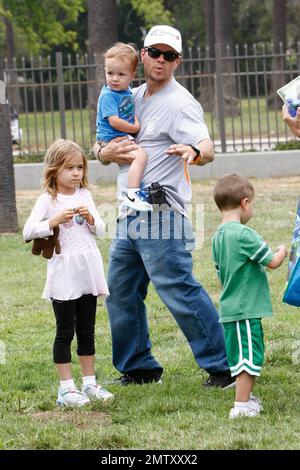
[0,0,85,56]
[214,0,239,116]
[117,0,144,46]
[204,0,215,56]
[131,0,173,29]
[3,13,22,112]
[87,0,118,136]
[269,0,287,109]
[199,0,215,111]
[0,51,18,233]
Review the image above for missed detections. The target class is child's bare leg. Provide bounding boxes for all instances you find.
[127,147,147,188]
[235,371,255,402]
[79,355,114,402]
[79,355,95,377]
[56,363,91,406]
[56,363,72,381]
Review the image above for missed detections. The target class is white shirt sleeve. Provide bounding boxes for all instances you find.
[169,102,210,145]
[23,193,54,241]
[85,191,106,237]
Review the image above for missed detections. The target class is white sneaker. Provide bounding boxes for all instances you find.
[57,386,90,407]
[229,402,261,419]
[124,192,153,211]
[249,394,263,411]
[82,384,114,403]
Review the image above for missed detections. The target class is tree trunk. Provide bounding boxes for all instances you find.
[205,0,215,58]
[87,0,118,139]
[214,0,239,117]
[3,16,23,113]
[268,0,287,109]
[200,0,215,111]
[0,53,18,233]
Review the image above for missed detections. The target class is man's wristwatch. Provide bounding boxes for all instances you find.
[97,141,110,165]
[188,144,202,165]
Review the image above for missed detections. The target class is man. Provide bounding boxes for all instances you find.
[95,25,233,388]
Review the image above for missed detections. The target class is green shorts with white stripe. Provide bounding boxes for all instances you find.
[223,318,264,377]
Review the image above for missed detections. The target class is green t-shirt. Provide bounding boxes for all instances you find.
[212,221,274,323]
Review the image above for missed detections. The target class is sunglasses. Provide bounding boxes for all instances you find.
[144,47,179,62]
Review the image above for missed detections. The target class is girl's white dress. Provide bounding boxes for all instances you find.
[23,188,109,301]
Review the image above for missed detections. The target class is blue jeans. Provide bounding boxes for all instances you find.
[106,210,228,376]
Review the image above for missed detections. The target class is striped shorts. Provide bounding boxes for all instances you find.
[223,318,264,377]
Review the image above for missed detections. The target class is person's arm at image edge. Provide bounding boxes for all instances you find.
[282,104,300,138]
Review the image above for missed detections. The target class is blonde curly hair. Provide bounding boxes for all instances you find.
[104,42,138,71]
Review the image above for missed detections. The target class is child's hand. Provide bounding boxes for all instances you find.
[75,206,94,226]
[268,244,288,269]
[276,245,288,257]
[133,117,140,133]
[49,209,76,228]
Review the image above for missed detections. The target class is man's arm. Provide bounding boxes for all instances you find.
[93,137,139,165]
[166,138,214,166]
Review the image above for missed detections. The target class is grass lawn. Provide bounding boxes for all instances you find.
[15,98,291,157]
[0,176,300,450]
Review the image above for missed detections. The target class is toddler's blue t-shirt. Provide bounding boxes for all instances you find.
[96,85,135,141]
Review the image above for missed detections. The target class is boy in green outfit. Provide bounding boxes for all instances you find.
[212,174,287,418]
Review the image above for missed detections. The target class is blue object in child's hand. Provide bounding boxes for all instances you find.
[75,214,85,225]
[286,97,300,117]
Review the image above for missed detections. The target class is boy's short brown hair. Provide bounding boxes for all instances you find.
[104,42,138,71]
[213,173,254,210]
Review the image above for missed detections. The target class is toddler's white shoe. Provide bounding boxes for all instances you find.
[82,384,114,403]
[229,401,261,419]
[123,191,153,212]
[57,386,90,407]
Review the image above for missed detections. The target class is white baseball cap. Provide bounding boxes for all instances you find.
[144,25,182,54]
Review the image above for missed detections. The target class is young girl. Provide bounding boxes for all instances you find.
[23,139,114,407]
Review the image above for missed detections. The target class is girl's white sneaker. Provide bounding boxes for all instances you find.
[57,386,90,407]
[82,384,114,403]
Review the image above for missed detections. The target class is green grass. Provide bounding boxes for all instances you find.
[18,109,93,155]
[1,177,300,450]
[14,98,290,157]
[207,97,287,142]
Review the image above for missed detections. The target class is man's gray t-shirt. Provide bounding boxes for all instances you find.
[117,77,210,216]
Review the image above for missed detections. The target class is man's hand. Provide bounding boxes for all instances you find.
[166,144,197,165]
[166,138,214,165]
[282,104,300,138]
[93,137,138,165]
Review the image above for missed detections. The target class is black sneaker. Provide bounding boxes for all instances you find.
[115,372,162,386]
[204,373,236,389]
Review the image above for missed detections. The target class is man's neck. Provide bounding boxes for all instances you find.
[144,76,173,98]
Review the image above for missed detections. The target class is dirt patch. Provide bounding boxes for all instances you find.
[30,410,112,429]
